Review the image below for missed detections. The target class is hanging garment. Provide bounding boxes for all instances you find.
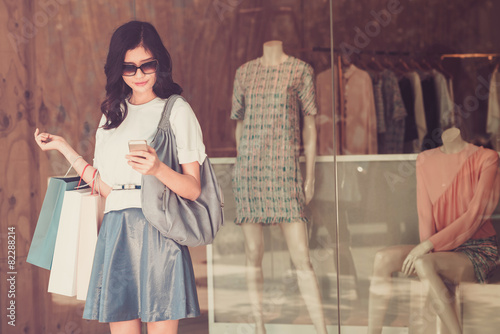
[487,66,500,150]
[406,72,427,152]
[379,70,407,154]
[369,72,387,135]
[316,68,335,155]
[420,75,441,150]
[342,64,378,154]
[447,77,455,126]
[432,69,455,129]
[231,56,317,224]
[398,76,418,153]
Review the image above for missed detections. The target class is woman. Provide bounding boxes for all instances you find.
[34,21,204,334]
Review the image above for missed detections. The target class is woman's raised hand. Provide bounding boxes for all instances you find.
[34,128,67,152]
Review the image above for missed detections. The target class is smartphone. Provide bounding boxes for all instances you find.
[128,139,148,152]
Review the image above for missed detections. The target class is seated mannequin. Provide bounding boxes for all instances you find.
[367,127,500,334]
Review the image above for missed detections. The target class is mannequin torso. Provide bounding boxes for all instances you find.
[233,40,317,208]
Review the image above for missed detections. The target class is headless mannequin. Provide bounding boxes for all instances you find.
[235,40,327,334]
[368,127,475,334]
[439,127,468,154]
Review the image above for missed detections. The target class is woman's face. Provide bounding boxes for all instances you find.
[122,46,157,97]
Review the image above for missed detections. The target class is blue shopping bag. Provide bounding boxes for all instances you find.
[27,176,82,270]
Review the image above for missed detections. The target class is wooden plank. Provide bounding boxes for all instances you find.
[0,0,43,332]
[29,0,135,332]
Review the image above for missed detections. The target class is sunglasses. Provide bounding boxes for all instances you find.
[122,59,158,76]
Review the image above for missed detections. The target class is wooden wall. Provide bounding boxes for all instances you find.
[0,0,46,333]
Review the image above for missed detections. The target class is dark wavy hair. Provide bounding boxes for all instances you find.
[101,21,182,129]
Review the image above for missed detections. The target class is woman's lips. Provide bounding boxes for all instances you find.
[134,80,148,86]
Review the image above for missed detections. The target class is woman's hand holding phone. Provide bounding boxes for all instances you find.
[126,140,161,176]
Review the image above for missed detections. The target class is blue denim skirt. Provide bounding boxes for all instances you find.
[82,208,200,323]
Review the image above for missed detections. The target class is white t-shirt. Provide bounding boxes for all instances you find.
[93,97,207,213]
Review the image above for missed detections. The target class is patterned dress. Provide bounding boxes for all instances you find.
[231,56,317,224]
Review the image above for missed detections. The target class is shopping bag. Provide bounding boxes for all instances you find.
[27,176,81,270]
[76,194,101,301]
[48,188,91,297]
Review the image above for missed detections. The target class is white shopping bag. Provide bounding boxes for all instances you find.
[76,194,102,300]
[48,188,91,296]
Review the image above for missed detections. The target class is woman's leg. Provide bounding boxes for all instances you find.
[241,223,266,334]
[368,245,415,334]
[280,221,328,334]
[147,319,179,334]
[109,319,142,334]
[414,252,476,334]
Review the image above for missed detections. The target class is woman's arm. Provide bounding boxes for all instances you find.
[34,128,112,198]
[126,146,201,201]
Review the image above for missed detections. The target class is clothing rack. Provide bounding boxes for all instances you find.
[313,47,500,60]
[313,47,413,57]
[440,53,500,60]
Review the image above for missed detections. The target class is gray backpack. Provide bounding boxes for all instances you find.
[141,95,224,246]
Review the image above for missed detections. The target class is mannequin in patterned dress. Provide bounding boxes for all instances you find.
[233,41,327,334]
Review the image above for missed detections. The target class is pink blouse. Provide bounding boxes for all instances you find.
[417,143,500,251]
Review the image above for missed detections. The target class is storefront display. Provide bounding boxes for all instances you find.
[11,0,500,333]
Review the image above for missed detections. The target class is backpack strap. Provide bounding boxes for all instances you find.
[157,94,184,131]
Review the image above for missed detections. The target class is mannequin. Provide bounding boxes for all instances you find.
[368,127,500,334]
[231,40,327,334]
[439,127,468,154]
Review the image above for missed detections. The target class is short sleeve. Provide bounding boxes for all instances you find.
[93,115,106,169]
[170,99,207,165]
[298,63,318,116]
[230,67,245,120]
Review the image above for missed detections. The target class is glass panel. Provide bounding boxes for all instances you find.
[330,1,500,156]
[333,2,500,334]
[337,156,419,332]
[209,0,337,333]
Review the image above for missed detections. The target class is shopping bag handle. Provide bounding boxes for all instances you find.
[91,169,98,195]
[77,164,91,189]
